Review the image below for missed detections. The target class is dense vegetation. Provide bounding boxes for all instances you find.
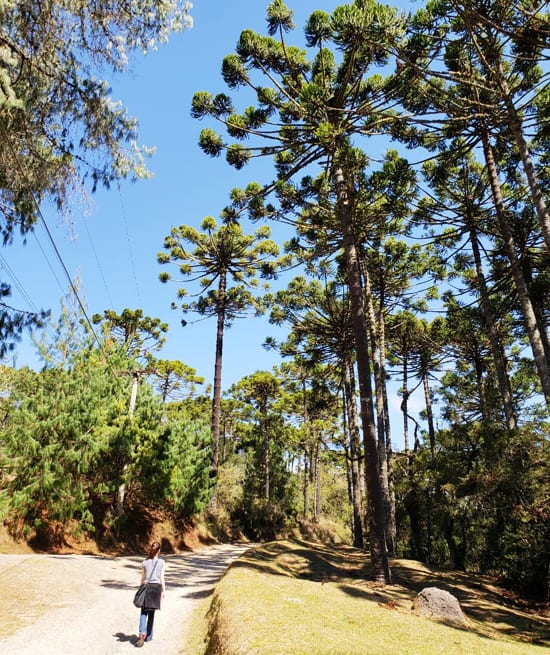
[1,0,549,604]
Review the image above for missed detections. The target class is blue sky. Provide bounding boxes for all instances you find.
[5,1,424,445]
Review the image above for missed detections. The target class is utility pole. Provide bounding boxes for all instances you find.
[115,369,149,517]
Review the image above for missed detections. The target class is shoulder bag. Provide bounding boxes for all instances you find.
[133,559,160,608]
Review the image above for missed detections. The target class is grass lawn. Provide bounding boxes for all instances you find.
[193,539,549,655]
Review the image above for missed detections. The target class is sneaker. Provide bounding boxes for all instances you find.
[136,634,146,648]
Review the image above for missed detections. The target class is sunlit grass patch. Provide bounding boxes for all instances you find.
[204,539,549,655]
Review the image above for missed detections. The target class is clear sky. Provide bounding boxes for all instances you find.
[5,1,424,445]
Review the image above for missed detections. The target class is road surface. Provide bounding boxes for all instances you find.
[0,542,252,655]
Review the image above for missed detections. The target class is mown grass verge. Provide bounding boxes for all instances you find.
[201,539,549,655]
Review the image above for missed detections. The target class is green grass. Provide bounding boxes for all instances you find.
[180,594,213,655]
[201,539,549,655]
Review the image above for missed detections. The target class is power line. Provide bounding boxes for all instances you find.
[82,214,115,309]
[0,251,40,312]
[31,224,68,298]
[117,181,142,307]
[2,132,148,396]
[36,212,99,338]
[2,127,101,345]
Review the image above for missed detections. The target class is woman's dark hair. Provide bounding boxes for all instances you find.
[148,541,161,559]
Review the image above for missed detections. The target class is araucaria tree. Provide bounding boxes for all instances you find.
[190,0,406,583]
[158,217,279,478]
[393,0,550,403]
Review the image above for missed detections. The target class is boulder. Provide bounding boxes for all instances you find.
[412,586,468,627]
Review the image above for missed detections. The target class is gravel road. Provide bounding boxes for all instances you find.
[0,542,253,655]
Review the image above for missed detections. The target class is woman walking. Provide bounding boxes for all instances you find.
[136,541,166,647]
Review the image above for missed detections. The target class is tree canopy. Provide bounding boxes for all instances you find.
[0,0,193,355]
[1,0,548,601]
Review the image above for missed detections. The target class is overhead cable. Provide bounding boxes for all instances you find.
[2,126,101,345]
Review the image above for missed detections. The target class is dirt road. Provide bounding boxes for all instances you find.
[0,542,252,655]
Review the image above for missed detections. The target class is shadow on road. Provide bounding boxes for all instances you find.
[114,632,138,644]
[99,544,254,600]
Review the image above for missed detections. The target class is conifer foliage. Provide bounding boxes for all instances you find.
[0,0,193,374]
[0,0,548,601]
[0,310,213,545]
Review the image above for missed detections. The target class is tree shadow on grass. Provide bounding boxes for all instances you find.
[229,539,550,648]
[388,559,550,647]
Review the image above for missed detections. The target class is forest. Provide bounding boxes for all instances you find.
[0,0,548,603]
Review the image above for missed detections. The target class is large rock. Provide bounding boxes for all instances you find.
[412,586,468,627]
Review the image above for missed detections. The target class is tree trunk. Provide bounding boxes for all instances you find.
[401,351,410,454]
[263,418,270,500]
[313,439,321,521]
[302,379,310,519]
[473,343,490,421]
[303,448,310,520]
[381,362,397,556]
[404,471,428,562]
[115,371,139,517]
[343,362,365,548]
[481,128,550,405]
[361,259,396,556]
[468,216,517,429]
[335,165,391,583]
[211,274,227,477]
[443,516,467,571]
[421,372,436,457]
[495,60,550,254]
[456,2,550,252]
